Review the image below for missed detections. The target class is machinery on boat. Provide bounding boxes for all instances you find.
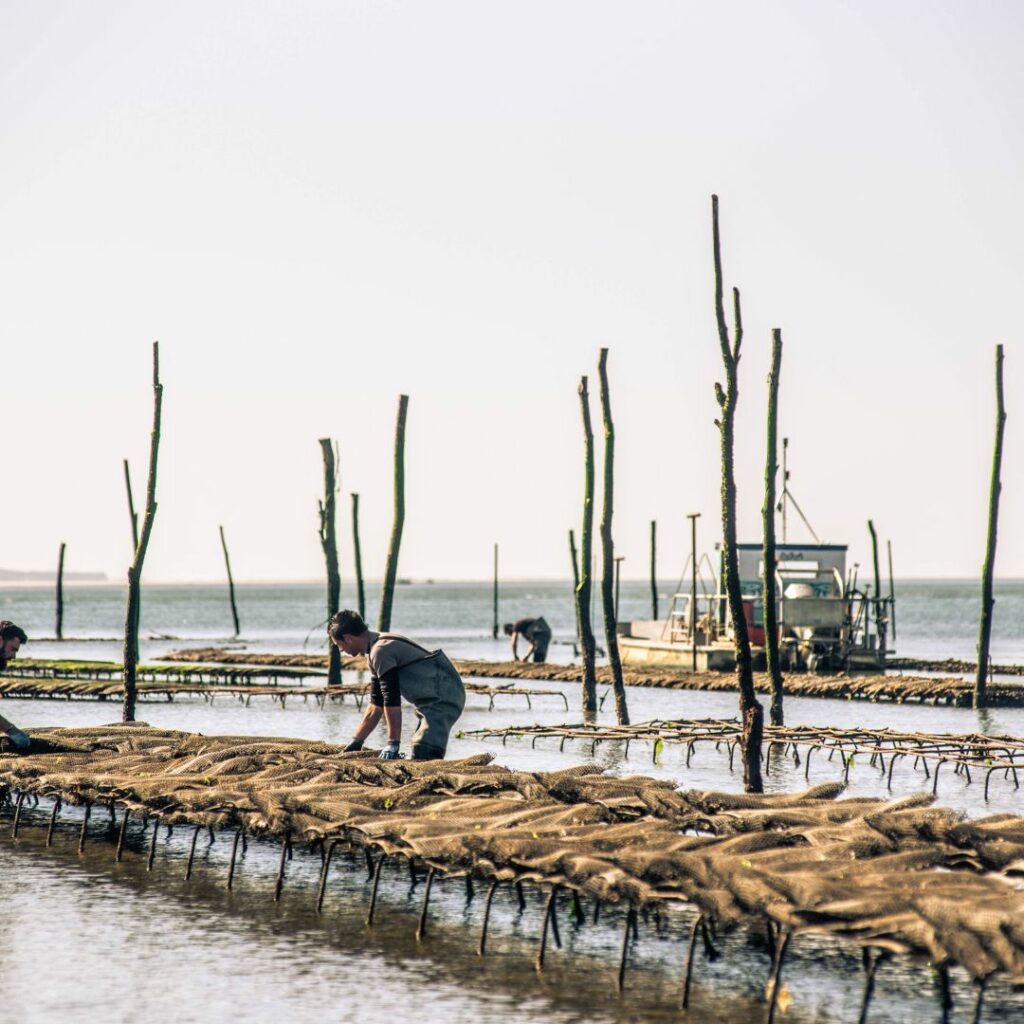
[619,442,894,673]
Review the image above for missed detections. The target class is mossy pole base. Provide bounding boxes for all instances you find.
[219,526,241,638]
[975,344,1006,710]
[597,348,629,726]
[55,542,66,641]
[318,439,341,687]
[712,194,763,792]
[575,377,598,716]
[763,329,784,726]
[122,341,163,724]
[378,394,408,633]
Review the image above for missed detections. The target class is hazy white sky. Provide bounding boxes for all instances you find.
[1,1,1022,583]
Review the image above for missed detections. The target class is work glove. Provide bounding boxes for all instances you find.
[4,728,30,750]
[378,741,402,761]
[344,739,364,753]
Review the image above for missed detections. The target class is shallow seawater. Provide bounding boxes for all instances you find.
[4,682,1024,1023]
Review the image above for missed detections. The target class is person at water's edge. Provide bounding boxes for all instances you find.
[0,621,30,749]
[504,616,552,663]
[329,610,466,761]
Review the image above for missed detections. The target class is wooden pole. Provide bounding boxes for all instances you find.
[764,329,784,725]
[868,519,886,667]
[712,194,763,792]
[614,556,624,620]
[575,377,598,715]
[123,459,139,553]
[649,520,658,620]
[55,542,66,640]
[318,439,342,687]
[688,513,700,672]
[492,543,499,640]
[122,341,163,723]
[219,525,241,637]
[975,344,1006,709]
[781,438,789,544]
[351,493,366,621]
[597,348,630,725]
[378,394,408,632]
[887,539,897,643]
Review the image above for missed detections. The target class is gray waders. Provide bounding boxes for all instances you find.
[389,646,466,760]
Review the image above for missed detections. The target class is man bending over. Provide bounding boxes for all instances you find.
[0,621,30,749]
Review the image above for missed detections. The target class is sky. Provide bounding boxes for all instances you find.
[1,1,1022,584]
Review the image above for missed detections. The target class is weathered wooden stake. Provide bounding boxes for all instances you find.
[366,853,387,924]
[492,543,499,640]
[55,542,66,640]
[274,830,290,901]
[123,458,139,552]
[115,809,130,862]
[478,879,499,956]
[379,394,409,632]
[122,341,163,724]
[575,378,598,715]
[976,344,1006,710]
[649,520,658,620]
[868,519,886,665]
[712,194,763,792]
[416,866,435,941]
[318,439,342,687]
[597,348,630,725]
[184,824,201,880]
[315,840,337,911]
[227,829,243,890]
[887,539,897,643]
[764,329,784,726]
[219,526,241,637]
[350,493,366,620]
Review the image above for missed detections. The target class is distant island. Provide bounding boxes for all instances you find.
[0,568,107,582]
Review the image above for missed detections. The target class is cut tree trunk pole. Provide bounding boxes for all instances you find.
[688,513,700,672]
[122,341,163,723]
[351,493,366,621]
[868,519,886,666]
[492,543,499,640]
[597,348,629,725]
[569,528,582,653]
[55,542,66,640]
[976,343,1006,710]
[764,328,784,726]
[575,377,598,716]
[712,193,764,792]
[219,525,241,637]
[614,556,624,620]
[887,539,897,643]
[378,394,408,632]
[318,439,342,687]
[649,520,658,620]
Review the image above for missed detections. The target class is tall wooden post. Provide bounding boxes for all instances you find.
[887,539,897,643]
[55,542,66,640]
[492,543,499,639]
[614,557,624,619]
[351,493,366,621]
[976,344,1006,709]
[318,439,342,687]
[649,520,658,620]
[219,526,241,638]
[763,330,784,725]
[575,377,598,715]
[688,513,700,671]
[712,194,763,792]
[597,348,630,725]
[378,394,408,632]
[569,528,582,653]
[123,459,139,553]
[867,519,886,666]
[122,341,163,723]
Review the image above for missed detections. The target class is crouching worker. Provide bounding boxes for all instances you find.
[0,621,30,750]
[329,610,465,761]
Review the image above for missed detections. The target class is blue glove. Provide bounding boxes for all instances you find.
[378,741,401,761]
[5,728,30,750]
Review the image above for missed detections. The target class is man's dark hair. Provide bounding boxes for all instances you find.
[0,621,27,644]
[502,623,514,636]
[328,609,368,642]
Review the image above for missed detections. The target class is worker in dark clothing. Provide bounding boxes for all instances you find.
[328,609,465,761]
[503,616,552,663]
[0,621,30,749]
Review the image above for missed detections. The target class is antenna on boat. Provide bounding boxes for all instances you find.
[776,437,822,544]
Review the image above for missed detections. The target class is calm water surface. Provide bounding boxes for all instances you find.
[3,580,1024,1022]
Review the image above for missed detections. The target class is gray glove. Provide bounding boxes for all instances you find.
[378,741,401,761]
[344,738,364,752]
[5,728,30,750]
